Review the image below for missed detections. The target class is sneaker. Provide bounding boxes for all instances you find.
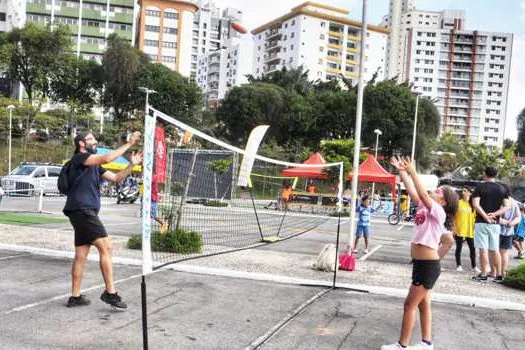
[100,291,127,309]
[353,249,359,254]
[514,252,524,259]
[472,267,481,274]
[471,273,488,282]
[381,343,406,350]
[409,341,434,349]
[492,275,504,284]
[364,249,369,254]
[456,265,463,272]
[66,294,91,308]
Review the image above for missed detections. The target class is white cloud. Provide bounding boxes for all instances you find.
[505,33,525,140]
[521,1,525,22]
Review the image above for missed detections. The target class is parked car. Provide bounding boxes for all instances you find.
[1,162,62,196]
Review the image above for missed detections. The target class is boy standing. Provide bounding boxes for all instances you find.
[354,195,374,254]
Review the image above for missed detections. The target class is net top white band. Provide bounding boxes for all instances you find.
[151,107,343,169]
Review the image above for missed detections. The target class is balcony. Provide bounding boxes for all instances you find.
[266,64,282,73]
[347,35,360,42]
[326,67,340,75]
[266,29,282,40]
[265,40,282,51]
[346,46,359,53]
[346,59,357,66]
[208,66,220,75]
[344,71,357,78]
[328,31,342,38]
[326,55,342,63]
[265,53,281,63]
[328,43,342,50]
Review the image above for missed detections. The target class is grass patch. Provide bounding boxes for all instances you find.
[127,229,202,254]
[0,212,67,225]
[503,262,525,290]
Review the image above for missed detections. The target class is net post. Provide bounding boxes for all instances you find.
[333,211,341,288]
[141,275,149,350]
[248,186,265,241]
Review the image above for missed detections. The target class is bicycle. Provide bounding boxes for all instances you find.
[387,208,415,225]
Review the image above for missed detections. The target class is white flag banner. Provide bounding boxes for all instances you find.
[237,125,269,187]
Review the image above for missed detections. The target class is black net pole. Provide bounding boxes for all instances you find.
[333,212,341,288]
[141,275,149,350]
[248,187,265,241]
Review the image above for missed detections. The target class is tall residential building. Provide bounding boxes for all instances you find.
[136,0,198,76]
[196,6,252,106]
[0,0,25,33]
[383,0,513,147]
[25,0,137,62]
[251,2,389,85]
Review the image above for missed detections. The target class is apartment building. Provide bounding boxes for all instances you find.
[0,0,25,32]
[136,0,198,76]
[196,6,252,105]
[383,0,513,147]
[25,0,136,62]
[251,2,389,86]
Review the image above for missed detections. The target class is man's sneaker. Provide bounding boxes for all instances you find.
[471,273,488,282]
[66,294,91,308]
[472,266,482,274]
[363,249,369,254]
[353,249,359,254]
[409,341,434,349]
[492,275,504,284]
[456,265,463,272]
[515,252,524,259]
[381,343,406,350]
[100,291,127,309]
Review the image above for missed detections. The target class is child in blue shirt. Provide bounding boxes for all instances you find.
[354,195,375,254]
[513,205,525,259]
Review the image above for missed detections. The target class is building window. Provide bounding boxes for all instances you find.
[321,21,326,27]
[290,44,294,50]
[0,12,6,22]
[291,19,295,25]
[163,27,178,34]
[145,9,161,17]
[320,34,325,40]
[291,32,295,38]
[144,39,158,47]
[164,12,179,19]
[145,25,160,32]
[162,56,176,63]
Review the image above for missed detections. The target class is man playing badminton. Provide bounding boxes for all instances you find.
[64,131,142,309]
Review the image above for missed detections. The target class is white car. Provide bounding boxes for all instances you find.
[1,163,62,196]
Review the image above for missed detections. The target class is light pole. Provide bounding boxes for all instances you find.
[7,105,15,175]
[371,128,382,206]
[138,87,157,117]
[406,92,420,214]
[346,0,368,254]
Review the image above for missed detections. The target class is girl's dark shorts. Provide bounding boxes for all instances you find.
[66,209,108,246]
[412,259,441,289]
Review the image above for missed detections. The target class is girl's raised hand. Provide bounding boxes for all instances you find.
[402,156,416,174]
[390,156,406,171]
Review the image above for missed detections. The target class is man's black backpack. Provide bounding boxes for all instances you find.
[57,160,88,195]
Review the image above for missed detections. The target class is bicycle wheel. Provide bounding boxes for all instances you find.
[388,213,400,225]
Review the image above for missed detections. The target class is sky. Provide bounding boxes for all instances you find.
[218,0,525,140]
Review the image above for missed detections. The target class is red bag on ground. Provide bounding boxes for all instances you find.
[339,253,355,271]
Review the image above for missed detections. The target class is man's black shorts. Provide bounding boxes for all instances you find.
[67,209,108,246]
[499,235,513,250]
[412,259,441,289]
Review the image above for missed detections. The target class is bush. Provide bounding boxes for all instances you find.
[329,211,350,217]
[503,263,525,290]
[203,200,228,207]
[127,230,202,254]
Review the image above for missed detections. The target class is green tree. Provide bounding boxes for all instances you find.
[459,143,520,179]
[137,63,202,125]
[516,107,525,155]
[247,65,312,95]
[49,55,104,129]
[0,23,71,104]
[102,34,148,123]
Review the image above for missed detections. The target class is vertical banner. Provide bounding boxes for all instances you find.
[141,109,156,275]
[154,126,167,183]
[237,125,269,187]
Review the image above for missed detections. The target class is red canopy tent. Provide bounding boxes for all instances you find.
[347,155,397,192]
[281,152,328,179]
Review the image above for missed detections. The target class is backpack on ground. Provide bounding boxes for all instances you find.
[313,243,337,272]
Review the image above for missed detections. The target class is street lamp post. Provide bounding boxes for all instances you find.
[371,128,382,206]
[406,92,420,213]
[7,105,15,175]
[138,87,157,117]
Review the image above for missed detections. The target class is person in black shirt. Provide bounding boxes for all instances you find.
[470,166,510,282]
[64,131,142,308]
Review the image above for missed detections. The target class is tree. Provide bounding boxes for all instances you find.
[102,34,148,123]
[247,65,312,95]
[516,107,525,155]
[0,23,71,104]
[137,63,202,125]
[458,143,520,179]
[49,55,104,128]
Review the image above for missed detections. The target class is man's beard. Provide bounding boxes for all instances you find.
[86,144,97,154]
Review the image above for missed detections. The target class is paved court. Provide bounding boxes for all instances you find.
[1,250,524,350]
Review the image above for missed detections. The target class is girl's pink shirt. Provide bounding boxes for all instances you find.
[411,199,446,250]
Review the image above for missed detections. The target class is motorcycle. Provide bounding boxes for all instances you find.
[116,184,139,204]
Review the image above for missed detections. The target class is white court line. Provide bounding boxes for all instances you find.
[396,224,406,231]
[358,245,383,262]
[0,253,32,260]
[3,273,143,315]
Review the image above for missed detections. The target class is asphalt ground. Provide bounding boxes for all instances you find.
[1,249,524,350]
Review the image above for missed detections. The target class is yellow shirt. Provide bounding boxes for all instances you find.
[454,199,475,238]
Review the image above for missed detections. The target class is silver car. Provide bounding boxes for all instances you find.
[1,163,63,196]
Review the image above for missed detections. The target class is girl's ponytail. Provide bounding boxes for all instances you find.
[441,186,459,231]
